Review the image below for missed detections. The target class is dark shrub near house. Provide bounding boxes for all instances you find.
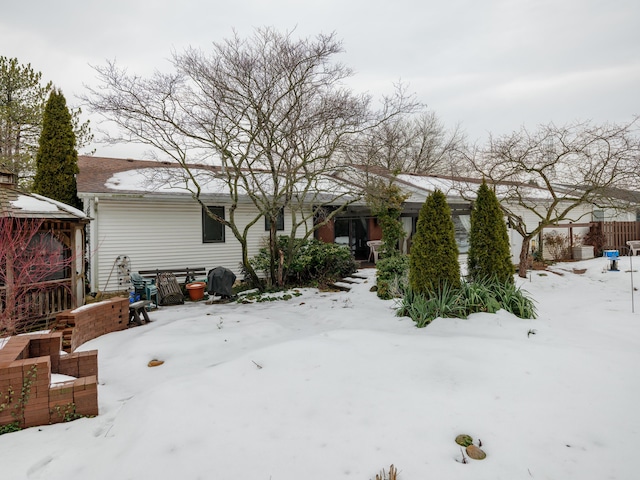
[249,236,357,288]
[375,254,409,300]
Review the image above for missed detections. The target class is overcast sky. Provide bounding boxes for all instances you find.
[2,0,639,158]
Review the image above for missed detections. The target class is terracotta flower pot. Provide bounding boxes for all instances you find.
[186,281,206,301]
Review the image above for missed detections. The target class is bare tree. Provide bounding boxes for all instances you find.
[85,28,415,288]
[1,218,73,336]
[470,118,640,277]
[355,110,467,175]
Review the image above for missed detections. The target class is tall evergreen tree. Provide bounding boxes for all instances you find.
[33,89,81,209]
[0,57,52,186]
[409,189,460,293]
[467,181,514,283]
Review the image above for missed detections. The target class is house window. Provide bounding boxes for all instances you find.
[264,208,285,231]
[202,206,225,243]
[23,233,69,281]
[593,210,605,222]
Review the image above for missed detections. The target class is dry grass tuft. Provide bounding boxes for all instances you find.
[375,464,398,480]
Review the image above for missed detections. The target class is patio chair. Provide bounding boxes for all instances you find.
[366,240,383,263]
[627,240,640,256]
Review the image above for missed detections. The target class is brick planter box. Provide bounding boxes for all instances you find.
[0,333,98,429]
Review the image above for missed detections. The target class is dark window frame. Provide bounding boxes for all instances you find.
[202,206,225,243]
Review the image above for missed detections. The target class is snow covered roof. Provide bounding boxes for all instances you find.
[0,177,88,221]
[77,156,196,196]
[77,156,358,203]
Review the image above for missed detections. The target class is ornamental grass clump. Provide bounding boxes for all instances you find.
[396,282,467,328]
[398,278,536,327]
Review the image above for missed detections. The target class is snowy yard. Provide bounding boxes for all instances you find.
[1,257,639,480]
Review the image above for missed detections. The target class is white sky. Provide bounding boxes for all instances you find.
[2,0,639,158]
[1,261,639,479]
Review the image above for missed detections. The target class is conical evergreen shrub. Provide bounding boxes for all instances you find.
[33,89,81,209]
[409,190,460,294]
[467,181,514,283]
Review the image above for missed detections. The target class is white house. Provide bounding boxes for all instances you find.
[77,156,354,292]
[382,171,597,263]
[78,156,634,293]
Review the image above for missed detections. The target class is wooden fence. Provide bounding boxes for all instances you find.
[596,221,640,254]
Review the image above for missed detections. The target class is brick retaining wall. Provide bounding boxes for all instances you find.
[1,297,135,430]
[52,297,129,352]
[0,333,98,428]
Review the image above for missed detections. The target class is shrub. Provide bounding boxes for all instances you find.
[367,182,409,258]
[409,190,460,294]
[375,255,409,299]
[583,226,607,256]
[249,237,357,288]
[467,181,514,283]
[542,232,571,261]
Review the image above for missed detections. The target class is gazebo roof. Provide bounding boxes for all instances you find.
[0,165,88,222]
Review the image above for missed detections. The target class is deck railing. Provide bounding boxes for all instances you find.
[0,279,73,334]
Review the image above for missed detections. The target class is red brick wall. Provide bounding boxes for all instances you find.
[0,333,99,429]
[0,297,133,430]
[368,217,382,241]
[316,219,335,243]
[53,297,129,352]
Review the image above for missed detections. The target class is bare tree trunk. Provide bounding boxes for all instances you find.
[518,237,531,278]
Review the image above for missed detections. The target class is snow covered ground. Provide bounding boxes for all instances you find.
[1,257,639,480]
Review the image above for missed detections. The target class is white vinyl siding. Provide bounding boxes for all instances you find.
[505,202,594,263]
[88,196,306,292]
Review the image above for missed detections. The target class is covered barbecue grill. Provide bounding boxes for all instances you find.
[207,267,236,298]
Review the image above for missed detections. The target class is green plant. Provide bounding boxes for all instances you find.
[397,283,466,327]
[33,89,82,209]
[248,237,357,288]
[409,190,460,294]
[0,364,37,431]
[397,278,536,327]
[0,421,21,435]
[367,182,409,258]
[0,385,19,435]
[492,281,537,318]
[237,289,303,304]
[467,181,514,283]
[51,402,85,422]
[458,280,502,315]
[375,255,409,299]
[464,277,536,319]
